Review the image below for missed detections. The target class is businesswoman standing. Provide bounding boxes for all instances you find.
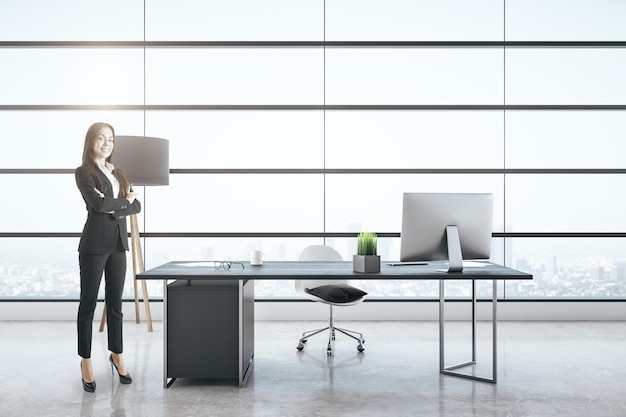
[76,122,141,392]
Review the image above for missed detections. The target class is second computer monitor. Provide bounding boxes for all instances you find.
[400,192,494,272]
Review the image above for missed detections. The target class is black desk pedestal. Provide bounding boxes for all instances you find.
[165,279,254,387]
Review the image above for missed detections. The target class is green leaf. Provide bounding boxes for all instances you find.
[357,231,377,255]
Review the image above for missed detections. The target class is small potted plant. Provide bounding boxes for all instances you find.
[353,231,380,273]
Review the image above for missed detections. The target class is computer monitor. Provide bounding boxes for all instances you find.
[400,192,494,272]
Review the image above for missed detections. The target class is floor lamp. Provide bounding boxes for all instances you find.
[99,135,169,333]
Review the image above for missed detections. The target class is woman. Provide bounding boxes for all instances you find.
[75,122,141,392]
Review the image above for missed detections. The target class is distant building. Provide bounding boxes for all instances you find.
[590,266,605,281]
[610,261,626,282]
[548,255,557,275]
[516,258,530,271]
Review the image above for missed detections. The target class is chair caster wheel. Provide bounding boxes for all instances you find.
[297,343,304,351]
[357,344,365,352]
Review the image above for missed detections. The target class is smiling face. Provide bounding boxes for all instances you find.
[92,126,114,163]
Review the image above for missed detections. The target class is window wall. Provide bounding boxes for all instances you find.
[1,0,625,300]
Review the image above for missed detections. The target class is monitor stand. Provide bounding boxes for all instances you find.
[445,225,463,272]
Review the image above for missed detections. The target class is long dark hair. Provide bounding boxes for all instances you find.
[80,122,130,194]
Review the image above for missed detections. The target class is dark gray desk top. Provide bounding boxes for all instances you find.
[138,261,532,281]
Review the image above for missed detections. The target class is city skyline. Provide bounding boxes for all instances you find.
[2,238,625,299]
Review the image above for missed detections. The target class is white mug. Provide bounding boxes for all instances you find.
[250,250,265,266]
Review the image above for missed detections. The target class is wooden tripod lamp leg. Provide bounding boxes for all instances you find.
[99,304,106,332]
[131,215,141,324]
[130,213,153,332]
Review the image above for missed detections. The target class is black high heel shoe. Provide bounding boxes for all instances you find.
[81,362,96,393]
[109,354,132,384]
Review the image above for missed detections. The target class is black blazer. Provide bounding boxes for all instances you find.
[76,166,142,254]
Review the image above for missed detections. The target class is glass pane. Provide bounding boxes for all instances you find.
[0,238,154,299]
[2,175,75,232]
[506,0,626,41]
[354,279,439,298]
[145,0,323,41]
[145,174,324,232]
[145,49,323,104]
[325,174,505,233]
[0,174,146,234]
[505,175,626,232]
[0,49,144,105]
[0,112,144,169]
[326,110,504,169]
[327,0,503,41]
[505,237,626,299]
[0,0,143,41]
[0,238,79,298]
[506,111,626,169]
[145,111,324,168]
[326,48,503,104]
[506,49,626,105]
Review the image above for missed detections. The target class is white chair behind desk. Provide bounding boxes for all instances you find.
[295,245,367,356]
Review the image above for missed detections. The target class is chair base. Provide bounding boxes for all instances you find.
[296,306,365,356]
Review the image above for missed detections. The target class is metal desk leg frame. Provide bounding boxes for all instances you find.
[163,280,174,388]
[238,279,254,388]
[439,279,497,383]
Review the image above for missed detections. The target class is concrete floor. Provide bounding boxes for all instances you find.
[1,320,625,417]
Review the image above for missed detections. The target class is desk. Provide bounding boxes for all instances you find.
[139,260,532,386]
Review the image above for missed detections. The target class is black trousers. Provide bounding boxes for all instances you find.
[77,241,127,359]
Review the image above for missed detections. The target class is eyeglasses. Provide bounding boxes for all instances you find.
[213,261,245,270]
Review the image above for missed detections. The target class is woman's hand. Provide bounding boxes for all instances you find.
[126,191,137,204]
[94,188,114,214]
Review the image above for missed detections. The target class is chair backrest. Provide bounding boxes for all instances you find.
[298,245,343,262]
[295,245,346,294]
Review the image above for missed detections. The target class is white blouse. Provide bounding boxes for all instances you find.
[97,162,120,198]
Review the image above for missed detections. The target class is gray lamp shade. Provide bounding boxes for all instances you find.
[112,136,169,186]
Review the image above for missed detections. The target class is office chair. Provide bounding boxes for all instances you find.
[295,245,367,356]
